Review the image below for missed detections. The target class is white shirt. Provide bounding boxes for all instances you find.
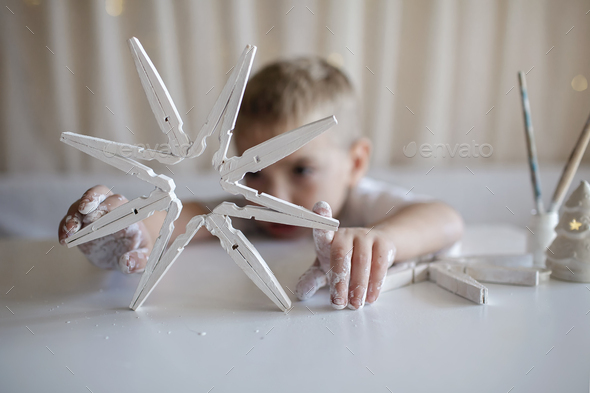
[339,177,460,259]
[337,177,433,228]
[204,177,434,234]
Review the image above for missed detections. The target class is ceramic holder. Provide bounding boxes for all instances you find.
[525,211,559,268]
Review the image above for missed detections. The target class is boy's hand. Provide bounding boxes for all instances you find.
[295,201,396,310]
[58,185,153,274]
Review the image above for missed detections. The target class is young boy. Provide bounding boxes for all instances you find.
[58,57,463,310]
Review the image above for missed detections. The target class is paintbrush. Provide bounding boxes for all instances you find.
[518,71,545,214]
[548,110,590,212]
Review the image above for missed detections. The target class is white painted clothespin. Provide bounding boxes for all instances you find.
[381,254,550,305]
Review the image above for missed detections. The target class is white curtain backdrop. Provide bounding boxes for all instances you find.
[1,0,589,176]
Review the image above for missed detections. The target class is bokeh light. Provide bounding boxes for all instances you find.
[105,0,124,17]
[571,74,588,92]
[326,52,344,69]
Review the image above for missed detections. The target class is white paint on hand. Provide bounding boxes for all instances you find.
[295,201,336,302]
[119,246,149,274]
[79,193,107,215]
[78,222,144,272]
[295,263,327,300]
[387,249,395,265]
[329,254,350,310]
[312,201,334,272]
[83,205,108,224]
[63,214,81,234]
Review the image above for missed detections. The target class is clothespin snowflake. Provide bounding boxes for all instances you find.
[61,38,339,311]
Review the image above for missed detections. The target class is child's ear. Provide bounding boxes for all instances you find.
[348,137,372,187]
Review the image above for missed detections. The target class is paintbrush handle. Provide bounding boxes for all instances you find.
[518,71,544,213]
[549,110,590,212]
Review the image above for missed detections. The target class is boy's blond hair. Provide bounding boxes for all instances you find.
[235,57,360,146]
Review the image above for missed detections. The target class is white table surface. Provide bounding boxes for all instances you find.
[1,225,589,392]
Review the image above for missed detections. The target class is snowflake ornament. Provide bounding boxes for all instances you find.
[61,38,339,311]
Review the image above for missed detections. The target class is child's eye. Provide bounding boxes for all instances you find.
[293,166,313,176]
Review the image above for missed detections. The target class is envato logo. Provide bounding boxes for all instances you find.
[402,141,493,158]
[102,142,191,159]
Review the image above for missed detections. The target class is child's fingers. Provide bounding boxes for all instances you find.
[312,201,334,272]
[58,200,83,245]
[347,238,372,310]
[116,219,151,273]
[295,259,328,300]
[59,185,114,244]
[366,241,396,304]
[82,194,128,225]
[78,218,149,271]
[118,247,149,274]
[329,231,353,310]
[78,185,114,215]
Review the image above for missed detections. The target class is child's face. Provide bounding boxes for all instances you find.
[235,120,362,239]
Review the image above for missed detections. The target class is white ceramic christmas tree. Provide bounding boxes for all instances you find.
[546,180,590,282]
